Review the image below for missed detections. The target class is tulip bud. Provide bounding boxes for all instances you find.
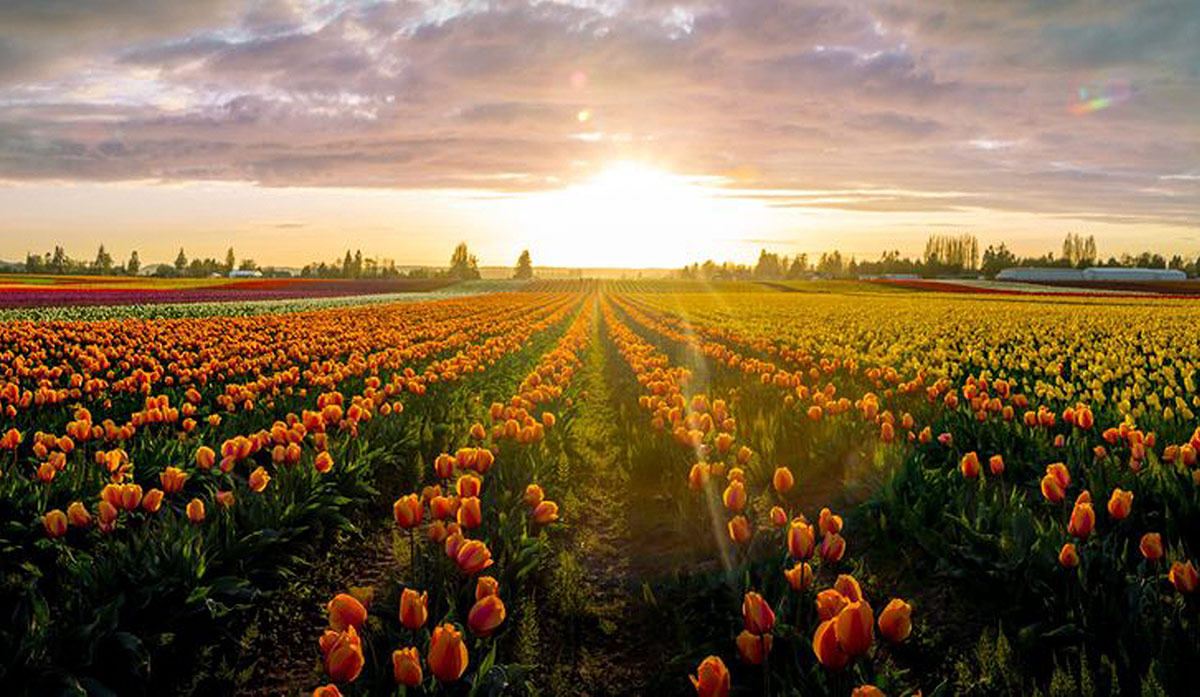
[1107,488,1133,520]
[524,483,544,507]
[476,576,499,600]
[428,624,469,682]
[394,493,423,528]
[812,618,849,670]
[727,515,751,544]
[988,454,1004,476]
[1169,560,1198,593]
[455,539,494,574]
[835,601,874,656]
[788,521,815,560]
[457,496,483,529]
[1140,532,1163,561]
[467,595,506,637]
[43,509,68,538]
[186,498,206,524]
[960,452,981,479]
[784,562,814,592]
[742,591,775,635]
[736,630,772,665]
[772,467,794,494]
[532,500,558,524]
[392,647,422,686]
[323,626,364,683]
[877,598,912,642]
[399,588,428,630]
[327,593,367,631]
[141,488,164,513]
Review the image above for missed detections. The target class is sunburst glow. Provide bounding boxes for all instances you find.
[517,161,767,268]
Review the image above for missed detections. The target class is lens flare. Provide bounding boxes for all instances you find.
[1070,80,1132,115]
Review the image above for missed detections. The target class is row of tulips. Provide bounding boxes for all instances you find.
[309,300,598,694]
[602,296,918,695]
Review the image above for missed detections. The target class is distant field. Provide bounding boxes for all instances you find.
[0,274,459,308]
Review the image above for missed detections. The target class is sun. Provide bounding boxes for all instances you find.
[515,160,762,268]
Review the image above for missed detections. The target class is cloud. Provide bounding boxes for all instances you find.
[0,0,1195,230]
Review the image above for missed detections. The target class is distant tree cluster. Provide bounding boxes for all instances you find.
[300,249,407,279]
[681,232,1200,280]
[20,245,150,276]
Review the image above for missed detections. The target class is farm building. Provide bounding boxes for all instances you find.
[997,267,1085,281]
[997,267,1187,282]
[228,269,264,278]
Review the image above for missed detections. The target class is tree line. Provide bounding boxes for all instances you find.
[681,233,1200,280]
[7,242,538,282]
[16,245,262,278]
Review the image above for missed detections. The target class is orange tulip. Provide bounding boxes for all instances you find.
[476,576,499,600]
[784,562,814,592]
[834,574,864,603]
[772,467,794,494]
[988,454,1004,476]
[877,599,912,642]
[1040,474,1065,504]
[1140,532,1163,561]
[742,591,775,635]
[216,490,235,508]
[788,521,815,559]
[392,647,422,687]
[818,507,842,536]
[328,593,368,631]
[457,474,482,499]
[399,588,428,630]
[467,594,506,637]
[768,506,788,528]
[186,498,206,524]
[457,496,483,529]
[727,515,751,544]
[1169,560,1198,593]
[428,624,469,682]
[67,501,91,528]
[812,618,849,670]
[1067,499,1095,539]
[195,446,215,470]
[689,656,730,697]
[853,687,885,697]
[960,452,981,479]
[455,539,494,574]
[835,601,874,657]
[97,500,118,531]
[312,685,342,697]
[43,509,68,538]
[532,500,559,524]
[160,466,188,494]
[1107,488,1133,520]
[314,451,334,474]
[819,531,846,563]
[1046,462,1070,490]
[119,484,143,512]
[1059,542,1079,568]
[524,483,544,507]
[323,626,364,683]
[687,463,710,491]
[248,466,270,493]
[816,589,849,621]
[722,480,746,513]
[394,494,423,528]
[736,630,772,665]
[141,488,164,513]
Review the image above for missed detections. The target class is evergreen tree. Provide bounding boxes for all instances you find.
[174,248,188,273]
[514,249,533,279]
[127,250,140,276]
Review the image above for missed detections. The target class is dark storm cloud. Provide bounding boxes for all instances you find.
[0,0,1195,228]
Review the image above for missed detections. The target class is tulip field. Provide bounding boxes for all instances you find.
[2,283,1199,697]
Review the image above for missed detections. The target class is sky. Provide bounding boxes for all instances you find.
[0,0,1197,268]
